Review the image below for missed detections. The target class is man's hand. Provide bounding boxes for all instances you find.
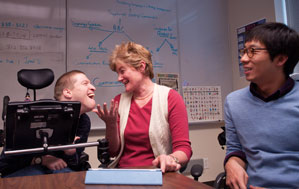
[225,157,248,189]
[42,155,67,170]
[152,154,181,173]
[63,136,81,156]
[249,185,266,189]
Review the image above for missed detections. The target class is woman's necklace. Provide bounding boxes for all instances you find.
[134,89,154,100]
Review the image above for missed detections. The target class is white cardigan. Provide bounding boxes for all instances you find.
[108,83,172,168]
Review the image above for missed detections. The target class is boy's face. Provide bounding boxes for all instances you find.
[240,40,277,85]
[69,73,96,114]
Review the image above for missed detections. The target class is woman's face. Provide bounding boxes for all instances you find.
[115,59,144,93]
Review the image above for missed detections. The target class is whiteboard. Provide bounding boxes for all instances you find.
[67,0,180,129]
[0,0,66,129]
[0,0,233,130]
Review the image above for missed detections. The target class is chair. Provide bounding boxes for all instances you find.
[214,172,227,188]
[1,68,91,171]
[179,160,203,181]
[218,126,226,150]
[214,126,227,189]
[17,68,55,101]
[186,127,226,188]
[190,164,203,181]
[0,96,9,147]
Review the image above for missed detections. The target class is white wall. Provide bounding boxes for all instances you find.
[228,0,276,90]
[176,0,231,182]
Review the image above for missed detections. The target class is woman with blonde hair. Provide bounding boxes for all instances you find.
[94,42,192,173]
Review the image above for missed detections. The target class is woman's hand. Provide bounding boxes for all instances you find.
[93,99,120,156]
[93,99,118,126]
[152,154,181,173]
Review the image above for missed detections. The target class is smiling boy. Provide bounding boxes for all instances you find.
[0,70,96,177]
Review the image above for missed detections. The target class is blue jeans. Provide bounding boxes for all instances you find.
[3,165,73,178]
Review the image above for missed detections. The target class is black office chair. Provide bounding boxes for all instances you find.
[178,160,203,181]
[1,68,91,171]
[0,96,8,147]
[214,172,226,189]
[190,164,204,181]
[214,126,227,189]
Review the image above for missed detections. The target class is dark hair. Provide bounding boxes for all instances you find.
[245,22,299,76]
[54,70,85,100]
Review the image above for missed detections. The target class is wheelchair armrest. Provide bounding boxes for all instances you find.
[79,152,89,163]
[70,152,91,171]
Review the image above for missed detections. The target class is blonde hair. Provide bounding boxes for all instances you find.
[109,41,154,79]
[54,70,85,100]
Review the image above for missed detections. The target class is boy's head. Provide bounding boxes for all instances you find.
[245,22,299,77]
[54,70,96,114]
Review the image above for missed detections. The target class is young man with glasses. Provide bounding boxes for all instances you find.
[224,22,299,188]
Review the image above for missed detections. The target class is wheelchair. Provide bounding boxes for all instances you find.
[0,68,104,172]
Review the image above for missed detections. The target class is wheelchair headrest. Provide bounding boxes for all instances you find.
[17,69,54,90]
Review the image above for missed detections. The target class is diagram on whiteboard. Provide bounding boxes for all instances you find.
[67,0,180,129]
[71,17,177,64]
[67,0,179,84]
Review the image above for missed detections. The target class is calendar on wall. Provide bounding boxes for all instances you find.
[182,86,223,123]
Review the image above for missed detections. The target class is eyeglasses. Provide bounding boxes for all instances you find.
[239,47,267,58]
